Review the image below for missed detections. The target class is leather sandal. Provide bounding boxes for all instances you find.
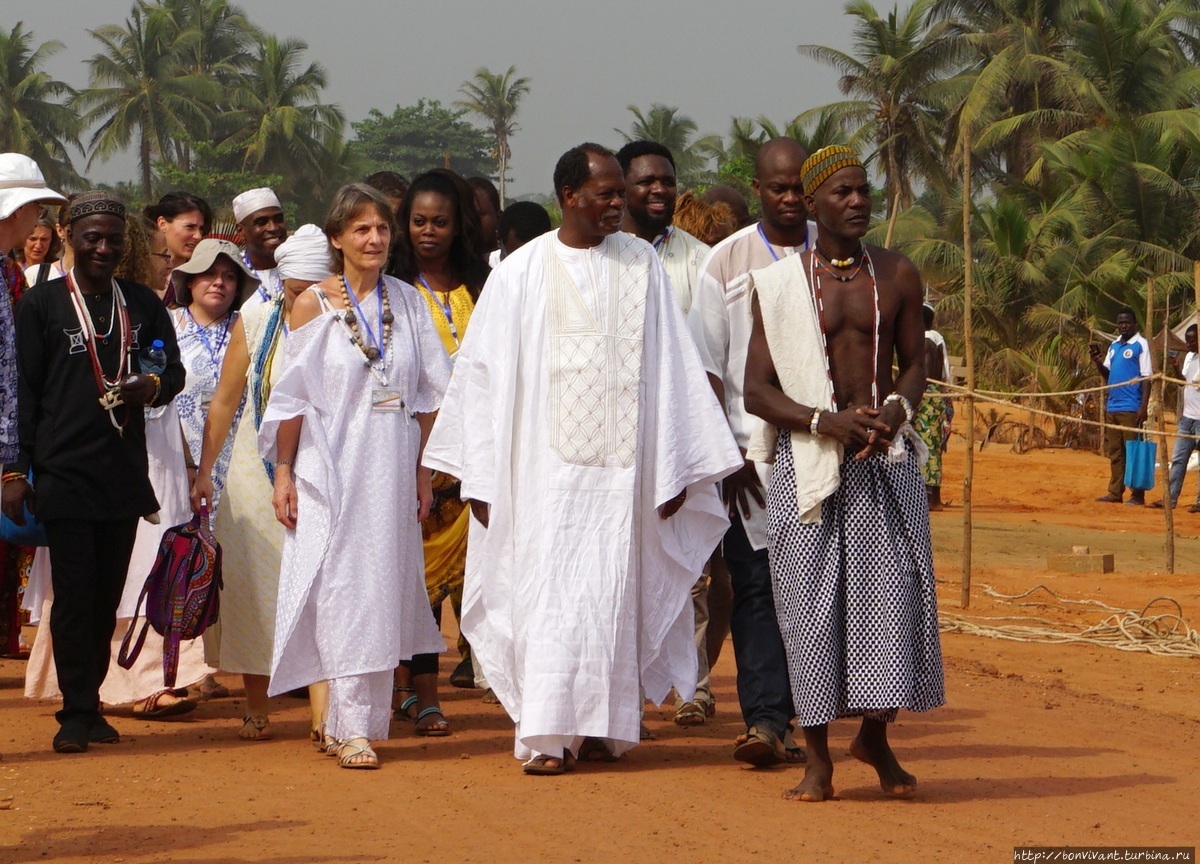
[733,725,786,767]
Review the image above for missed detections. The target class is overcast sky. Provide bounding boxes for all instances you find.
[16,0,856,197]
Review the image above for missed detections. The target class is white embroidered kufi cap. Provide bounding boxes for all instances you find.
[232,187,282,224]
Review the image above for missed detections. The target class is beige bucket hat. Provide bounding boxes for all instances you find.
[170,238,259,308]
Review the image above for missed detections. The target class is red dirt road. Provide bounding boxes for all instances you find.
[1,444,1197,863]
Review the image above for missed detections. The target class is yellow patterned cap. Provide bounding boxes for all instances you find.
[801,146,865,193]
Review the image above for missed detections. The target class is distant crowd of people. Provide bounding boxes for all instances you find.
[0,138,944,801]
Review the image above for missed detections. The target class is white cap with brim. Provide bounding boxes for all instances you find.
[170,238,260,308]
[0,153,67,220]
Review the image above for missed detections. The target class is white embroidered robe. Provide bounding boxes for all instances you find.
[423,231,741,758]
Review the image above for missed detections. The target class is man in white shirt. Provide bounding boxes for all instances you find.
[617,141,710,314]
[616,140,714,726]
[231,188,287,310]
[1161,323,1200,511]
[686,137,814,766]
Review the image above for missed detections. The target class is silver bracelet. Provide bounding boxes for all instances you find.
[809,408,822,435]
[882,393,914,425]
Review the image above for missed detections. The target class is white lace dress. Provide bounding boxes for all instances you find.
[258,280,451,707]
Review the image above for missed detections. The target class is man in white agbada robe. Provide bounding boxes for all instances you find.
[423,144,742,772]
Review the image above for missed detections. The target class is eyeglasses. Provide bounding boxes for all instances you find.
[150,252,172,260]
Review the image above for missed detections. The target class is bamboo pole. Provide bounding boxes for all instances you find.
[1152,281,1174,573]
[961,131,975,610]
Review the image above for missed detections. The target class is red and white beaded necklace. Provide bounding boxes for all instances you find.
[66,268,132,433]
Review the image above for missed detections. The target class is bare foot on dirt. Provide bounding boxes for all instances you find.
[849,729,916,797]
[783,765,834,802]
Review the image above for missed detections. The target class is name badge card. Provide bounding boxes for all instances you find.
[372,389,405,413]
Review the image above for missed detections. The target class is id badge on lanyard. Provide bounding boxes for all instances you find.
[372,388,406,414]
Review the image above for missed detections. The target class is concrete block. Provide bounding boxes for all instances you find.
[1048,553,1114,573]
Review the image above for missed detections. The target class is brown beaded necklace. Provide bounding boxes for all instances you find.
[339,274,393,363]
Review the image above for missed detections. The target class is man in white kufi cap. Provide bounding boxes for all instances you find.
[232,187,286,310]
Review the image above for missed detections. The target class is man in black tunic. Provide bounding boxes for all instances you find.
[1,192,185,753]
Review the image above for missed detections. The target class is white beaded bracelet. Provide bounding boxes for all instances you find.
[809,408,822,435]
[882,392,914,425]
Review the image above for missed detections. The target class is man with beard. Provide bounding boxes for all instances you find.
[231,188,287,309]
[617,140,715,728]
[744,145,944,802]
[616,141,710,314]
[423,143,741,774]
[3,191,185,753]
[686,137,814,766]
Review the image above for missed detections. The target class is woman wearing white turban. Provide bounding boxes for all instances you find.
[190,225,333,743]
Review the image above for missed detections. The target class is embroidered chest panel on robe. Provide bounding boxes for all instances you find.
[547,239,649,468]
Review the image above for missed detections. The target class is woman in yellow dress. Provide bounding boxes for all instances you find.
[390,169,491,733]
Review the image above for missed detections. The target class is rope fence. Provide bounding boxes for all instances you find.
[933,373,1200,442]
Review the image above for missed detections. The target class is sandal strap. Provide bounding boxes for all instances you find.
[399,695,419,713]
[415,706,446,723]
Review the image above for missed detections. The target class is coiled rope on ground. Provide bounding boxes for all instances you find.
[939,584,1200,658]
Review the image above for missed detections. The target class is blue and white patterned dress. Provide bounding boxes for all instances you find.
[171,307,242,514]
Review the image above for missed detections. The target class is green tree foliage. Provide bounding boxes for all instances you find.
[0,22,81,188]
[456,65,532,207]
[783,0,1200,398]
[352,100,495,180]
[217,36,344,202]
[797,0,963,214]
[617,104,711,180]
[77,4,217,198]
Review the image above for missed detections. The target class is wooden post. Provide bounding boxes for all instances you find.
[961,130,975,610]
[1151,280,1174,572]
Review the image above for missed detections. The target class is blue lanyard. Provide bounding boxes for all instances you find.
[652,228,671,251]
[418,276,458,344]
[244,252,275,302]
[757,222,810,261]
[186,309,231,384]
[343,275,385,360]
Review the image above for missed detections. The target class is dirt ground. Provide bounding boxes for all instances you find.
[1,442,1198,863]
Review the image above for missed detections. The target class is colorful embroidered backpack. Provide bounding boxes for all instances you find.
[118,507,222,687]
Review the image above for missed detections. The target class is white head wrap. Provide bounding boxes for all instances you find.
[274,224,333,282]
[232,187,282,224]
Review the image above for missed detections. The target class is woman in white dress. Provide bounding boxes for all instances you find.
[261,185,451,769]
[191,226,333,742]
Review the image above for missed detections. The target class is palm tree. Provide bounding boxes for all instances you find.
[0,22,81,188]
[931,0,1086,184]
[616,103,711,177]
[1032,0,1200,308]
[797,0,965,214]
[455,65,531,207]
[219,36,344,202]
[77,5,216,198]
[151,0,260,170]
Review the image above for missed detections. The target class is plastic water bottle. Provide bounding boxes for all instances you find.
[141,339,167,375]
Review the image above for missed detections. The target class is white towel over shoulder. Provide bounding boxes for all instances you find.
[746,255,843,523]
